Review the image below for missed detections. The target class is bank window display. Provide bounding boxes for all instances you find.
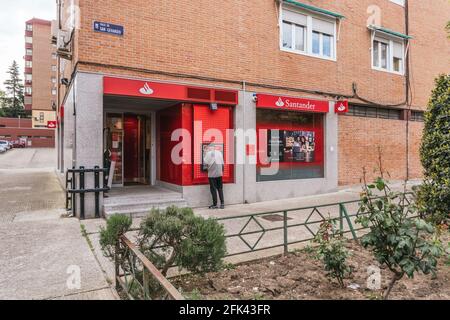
[257,109,324,182]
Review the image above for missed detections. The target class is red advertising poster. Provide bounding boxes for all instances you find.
[47,121,57,129]
[256,94,329,113]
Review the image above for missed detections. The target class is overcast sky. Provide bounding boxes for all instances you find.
[0,0,56,90]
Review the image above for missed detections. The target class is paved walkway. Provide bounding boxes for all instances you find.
[0,149,117,300]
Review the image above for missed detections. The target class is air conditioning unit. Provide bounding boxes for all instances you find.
[56,29,73,60]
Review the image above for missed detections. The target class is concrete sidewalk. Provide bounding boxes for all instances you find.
[0,150,117,300]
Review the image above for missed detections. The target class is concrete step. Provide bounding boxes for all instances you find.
[103,198,188,218]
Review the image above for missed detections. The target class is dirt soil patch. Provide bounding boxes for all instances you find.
[175,239,450,300]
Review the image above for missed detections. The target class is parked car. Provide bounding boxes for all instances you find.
[0,140,11,150]
[12,140,26,148]
[0,145,6,153]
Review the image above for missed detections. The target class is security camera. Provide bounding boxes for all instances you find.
[252,94,258,103]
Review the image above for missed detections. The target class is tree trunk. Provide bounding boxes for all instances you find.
[383,273,403,300]
[161,250,177,277]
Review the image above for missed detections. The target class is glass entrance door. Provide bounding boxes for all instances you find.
[123,114,150,185]
[105,113,151,187]
[105,113,124,186]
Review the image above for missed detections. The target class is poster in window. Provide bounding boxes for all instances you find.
[268,130,316,163]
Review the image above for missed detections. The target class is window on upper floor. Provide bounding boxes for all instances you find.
[372,36,405,74]
[26,24,33,31]
[25,74,32,82]
[52,89,57,96]
[25,36,33,44]
[281,7,337,60]
[52,53,57,59]
[25,87,32,95]
[25,61,32,68]
[51,65,57,72]
[26,49,33,56]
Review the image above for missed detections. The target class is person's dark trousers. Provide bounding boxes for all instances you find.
[209,177,224,206]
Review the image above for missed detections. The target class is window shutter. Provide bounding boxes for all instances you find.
[312,18,334,35]
[282,10,307,26]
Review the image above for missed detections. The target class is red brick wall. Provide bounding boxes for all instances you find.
[0,117,55,148]
[338,115,423,185]
[0,118,32,128]
[409,0,450,110]
[69,0,416,103]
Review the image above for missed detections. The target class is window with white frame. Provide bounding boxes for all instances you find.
[26,24,33,31]
[25,87,32,95]
[281,7,336,60]
[372,36,405,74]
[25,61,32,68]
[26,49,32,56]
[25,36,33,44]
[25,74,32,82]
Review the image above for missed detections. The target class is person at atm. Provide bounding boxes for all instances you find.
[203,143,225,209]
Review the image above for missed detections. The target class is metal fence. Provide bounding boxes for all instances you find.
[217,192,414,258]
[114,192,413,300]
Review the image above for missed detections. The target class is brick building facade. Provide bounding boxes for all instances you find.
[24,18,57,146]
[54,0,450,217]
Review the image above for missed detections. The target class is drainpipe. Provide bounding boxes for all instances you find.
[405,0,411,182]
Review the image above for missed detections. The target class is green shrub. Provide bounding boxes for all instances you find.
[313,219,352,288]
[356,176,444,300]
[138,206,227,276]
[99,214,132,259]
[417,74,450,225]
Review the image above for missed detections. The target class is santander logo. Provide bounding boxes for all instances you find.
[139,83,154,95]
[275,97,285,107]
[337,103,346,112]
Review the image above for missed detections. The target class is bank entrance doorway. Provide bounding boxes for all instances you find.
[105,113,152,187]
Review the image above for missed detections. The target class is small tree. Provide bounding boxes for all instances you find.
[0,90,5,117]
[3,61,25,118]
[356,175,444,300]
[99,214,132,258]
[138,206,227,276]
[314,219,352,288]
[417,74,450,225]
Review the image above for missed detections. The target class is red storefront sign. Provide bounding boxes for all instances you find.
[335,100,349,113]
[256,94,329,113]
[47,121,57,129]
[103,77,238,105]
